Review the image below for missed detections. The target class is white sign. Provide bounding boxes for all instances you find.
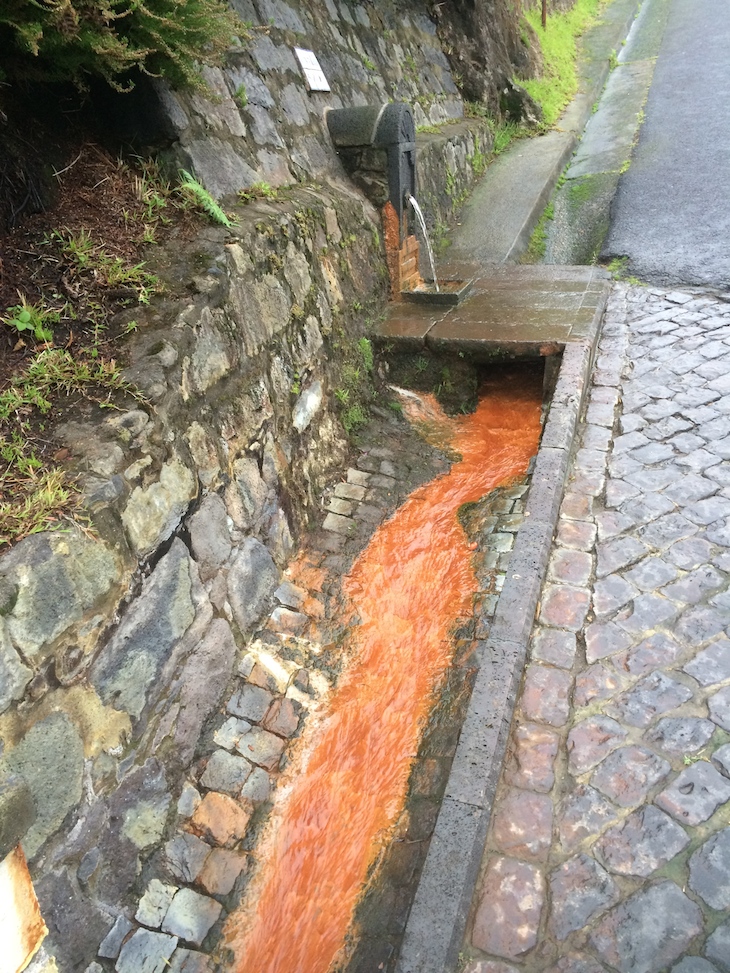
[294,48,331,92]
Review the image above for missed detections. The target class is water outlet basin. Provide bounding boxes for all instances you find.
[401,278,474,306]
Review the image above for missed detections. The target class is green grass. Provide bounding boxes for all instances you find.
[522,202,555,262]
[520,0,605,127]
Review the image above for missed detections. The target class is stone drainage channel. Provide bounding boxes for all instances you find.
[85,266,608,973]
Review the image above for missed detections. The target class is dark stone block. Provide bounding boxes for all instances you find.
[0,774,35,858]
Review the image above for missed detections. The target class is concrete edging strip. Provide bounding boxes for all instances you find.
[396,317,605,972]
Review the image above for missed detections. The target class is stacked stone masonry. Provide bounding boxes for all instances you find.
[148,0,484,212]
[466,284,730,973]
[0,188,390,970]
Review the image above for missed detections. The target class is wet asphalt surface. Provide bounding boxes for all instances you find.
[601,0,730,288]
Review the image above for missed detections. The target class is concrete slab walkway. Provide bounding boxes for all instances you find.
[377,264,610,354]
[461,282,730,972]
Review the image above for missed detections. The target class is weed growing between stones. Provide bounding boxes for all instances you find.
[522,201,555,262]
[0,150,212,546]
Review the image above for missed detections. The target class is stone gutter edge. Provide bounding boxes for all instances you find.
[395,293,607,973]
[504,0,643,263]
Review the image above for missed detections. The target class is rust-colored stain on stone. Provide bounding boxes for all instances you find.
[382,200,421,300]
[0,846,47,973]
[223,365,543,973]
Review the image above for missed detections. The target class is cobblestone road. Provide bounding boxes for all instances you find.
[467,283,730,973]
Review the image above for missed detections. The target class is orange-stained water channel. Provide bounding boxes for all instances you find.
[223,365,544,973]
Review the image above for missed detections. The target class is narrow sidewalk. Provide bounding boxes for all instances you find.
[464,284,730,971]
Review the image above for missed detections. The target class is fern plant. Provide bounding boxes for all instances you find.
[178,170,234,226]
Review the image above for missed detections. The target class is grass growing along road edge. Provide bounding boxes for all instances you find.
[520,0,607,127]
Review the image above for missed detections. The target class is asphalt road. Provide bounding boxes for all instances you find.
[601,0,730,288]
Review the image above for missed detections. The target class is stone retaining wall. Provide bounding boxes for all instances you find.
[0,108,493,968]
[145,0,469,199]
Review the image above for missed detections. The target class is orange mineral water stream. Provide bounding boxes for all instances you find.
[224,364,544,973]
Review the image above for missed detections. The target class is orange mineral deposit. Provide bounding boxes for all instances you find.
[224,364,544,973]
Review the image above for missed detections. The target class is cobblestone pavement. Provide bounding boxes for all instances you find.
[466,283,730,973]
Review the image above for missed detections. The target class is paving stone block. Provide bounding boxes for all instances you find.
[704,921,730,972]
[656,763,730,826]
[235,725,286,771]
[623,494,676,526]
[647,717,716,755]
[520,665,572,726]
[613,431,649,454]
[549,854,619,940]
[213,717,252,752]
[273,580,306,610]
[346,468,371,486]
[617,593,678,635]
[163,833,211,884]
[491,787,553,861]
[99,916,135,960]
[325,496,354,516]
[674,448,722,473]
[593,574,638,615]
[115,929,178,973]
[136,880,177,929]
[463,963,520,973]
[594,805,689,876]
[677,606,728,646]
[262,696,301,737]
[504,723,559,794]
[569,472,606,497]
[605,478,641,509]
[530,628,577,669]
[585,621,633,663]
[613,632,685,677]
[590,746,671,808]
[638,513,698,550]
[323,511,355,535]
[189,791,252,847]
[684,638,730,685]
[161,888,222,947]
[196,847,247,896]
[268,606,308,634]
[597,536,650,577]
[568,717,627,774]
[561,492,595,520]
[548,549,594,587]
[539,584,591,632]
[607,672,693,728]
[622,556,678,591]
[471,856,544,959]
[671,960,720,973]
[558,784,618,853]
[557,519,598,552]
[664,566,726,606]
[334,481,367,501]
[590,882,702,973]
[199,749,252,795]
[709,686,730,731]
[574,663,622,708]
[240,767,271,803]
[689,828,730,910]
[168,949,213,973]
[595,509,637,541]
[227,684,274,723]
[685,496,730,526]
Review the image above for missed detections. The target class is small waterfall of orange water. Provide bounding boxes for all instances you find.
[222,365,544,973]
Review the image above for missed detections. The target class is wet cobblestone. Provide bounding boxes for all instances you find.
[466,285,730,971]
